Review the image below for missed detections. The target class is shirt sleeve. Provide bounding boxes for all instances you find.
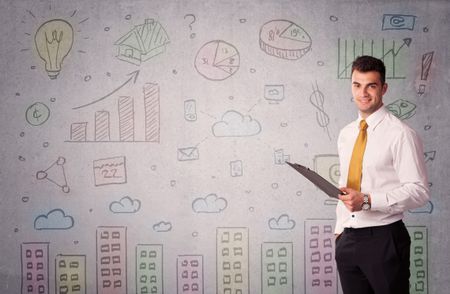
[370,128,430,212]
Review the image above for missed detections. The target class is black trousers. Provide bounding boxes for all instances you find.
[335,220,411,294]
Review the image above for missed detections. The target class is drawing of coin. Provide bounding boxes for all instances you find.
[26,102,50,126]
[329,163,340,185]
[194,40,240,81]
[259,19,312,60]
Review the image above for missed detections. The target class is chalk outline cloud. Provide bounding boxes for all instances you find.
[153,221,172,232]
[192,193,227,213]
[268,214,296,230]
[212,110,262,137]
[109,196,141,213]
[34,208,74,230]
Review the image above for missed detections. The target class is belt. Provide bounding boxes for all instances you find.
[343,220,405,236]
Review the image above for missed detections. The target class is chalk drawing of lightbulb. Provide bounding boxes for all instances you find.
[35,19,73,79]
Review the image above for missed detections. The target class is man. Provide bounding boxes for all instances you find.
[335,55,430,294]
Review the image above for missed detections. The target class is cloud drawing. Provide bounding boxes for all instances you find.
[268,214,296,230]
[34,208,74,230]
[153,221,172,232]
[110,196,141,213]
[192,193,227,213]
[212,110,262,137]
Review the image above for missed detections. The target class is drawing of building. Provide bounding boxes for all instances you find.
[115,19,170,66]
[96,226,127,294]
[21,242,49,294]
[55,254,86,294]
[304,219,337,294]
[177,255,204,293]
[261,242,293,294]
[216,227,249,294]
[408,226,428,294]
[136,244,163,294]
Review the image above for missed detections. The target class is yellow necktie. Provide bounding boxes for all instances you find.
[347,119,368,191]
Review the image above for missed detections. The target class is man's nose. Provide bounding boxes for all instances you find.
[361,87,369,96]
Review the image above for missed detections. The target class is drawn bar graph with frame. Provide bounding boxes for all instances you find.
[68,82,160,143]
[337,38,411,80]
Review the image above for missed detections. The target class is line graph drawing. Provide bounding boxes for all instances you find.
[337,38,411,79]
[72,70,140,110]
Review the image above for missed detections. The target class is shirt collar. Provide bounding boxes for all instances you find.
[357,106,387,131]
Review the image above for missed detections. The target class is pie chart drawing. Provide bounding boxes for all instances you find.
[194,40,240,81]
[259,19,312,60]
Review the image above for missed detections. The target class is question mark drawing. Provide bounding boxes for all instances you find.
[184,14,196,39]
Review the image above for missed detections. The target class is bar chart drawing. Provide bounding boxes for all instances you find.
[337,38,411,80]
[67,83,160,143]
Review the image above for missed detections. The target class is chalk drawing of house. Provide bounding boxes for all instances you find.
[115,19,170,65]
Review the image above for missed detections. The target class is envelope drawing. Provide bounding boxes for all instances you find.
[177,147,199,161]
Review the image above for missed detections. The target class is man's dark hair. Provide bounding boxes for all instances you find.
[351,55,386,84]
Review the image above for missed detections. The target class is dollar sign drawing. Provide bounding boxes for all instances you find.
[309,82,331,140]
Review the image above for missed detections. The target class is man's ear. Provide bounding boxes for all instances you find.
[382,83,388,95]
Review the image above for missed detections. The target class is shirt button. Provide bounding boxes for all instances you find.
[352,215,355,218]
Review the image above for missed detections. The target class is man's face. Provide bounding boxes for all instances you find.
[351,70,387,118]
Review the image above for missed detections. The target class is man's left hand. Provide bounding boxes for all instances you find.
[338,187,364,212]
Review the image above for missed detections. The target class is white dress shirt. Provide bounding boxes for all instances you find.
[335,106,430,234]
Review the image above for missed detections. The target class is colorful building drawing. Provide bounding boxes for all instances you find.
[261,242,293,294]
[21,242,50,294]
[216,227,249,294]
[55,254,86,294]
[304,219,337,294]
[115,19,170,66]
[177,255,204,294]
[408,226,428,294]
[96,226,127,294]
[136,244,164,294]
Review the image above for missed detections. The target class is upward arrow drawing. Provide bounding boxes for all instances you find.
[391,38,412,57]
[72,70,140,110]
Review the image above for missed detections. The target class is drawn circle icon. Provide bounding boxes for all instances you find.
[259,19,312,60]
[329,163,340,185]
[194,40,240,81]
[26,102,50,126]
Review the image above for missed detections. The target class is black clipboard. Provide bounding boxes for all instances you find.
[286,162,342,198]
